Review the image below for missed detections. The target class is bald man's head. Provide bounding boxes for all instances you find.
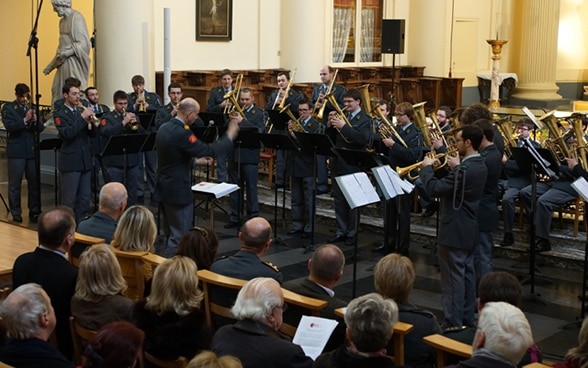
[239,217,272,252]
[99,182,128,218]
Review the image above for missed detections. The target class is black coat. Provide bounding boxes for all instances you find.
[286,117,322,178]
[53,105,96,172]
[395,302,442,368]
[331,109,372,176]
[478,144,502,232]
[0,338,75,368]
[100,110,146,167]
[314,345,399,368]
[1,100,43,159]
[230,105,265,164]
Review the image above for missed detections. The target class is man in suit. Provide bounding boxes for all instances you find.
[77,181,128,244]
[53,81,97,223]
[207,69,234,182]
[127,74,162,201]
[225,88,266,229]
[312,65,346,195]
[12,206,78,359]
[377,101,423,255]
[328,89,372,246]
[0,283,75,368]
[420,125,487,328]
[156,97,239,257]
[1,83,43,223]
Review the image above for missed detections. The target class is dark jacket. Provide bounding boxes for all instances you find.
[230,105,265,164]
[445,352,516,368]
[1,100,44,159]
[395,302,442,368]
[53,105,96,172]
[99,109,146,167]
[71,294,134,331]
[331,109,372,176]
[0,338,75,368]
[133,300,212,360]
[286,117,322,178]
[314,345,399,368]
[76,211,118,244]
[478,144,502,232]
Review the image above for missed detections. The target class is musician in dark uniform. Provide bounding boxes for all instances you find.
[84,86,110,196]
[312,65,346,194]
[53,81,97,223]
[225,88,266,229]
[100,90,144,206]
[127,74,162,201]
[327,89,371,247]
[156,97,239,257]
[1,83,43,223]
[155,82,182,129]
[206,69,234,181]
[421,125,487,328]
[377,102,423,255]
[285,100,322,236]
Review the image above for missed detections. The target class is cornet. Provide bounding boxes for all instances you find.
[123,109,140,131]
[137,91,147,112]
[326,94,352,144]
[396,147,458,180]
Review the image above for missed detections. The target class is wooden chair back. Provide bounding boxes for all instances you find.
[0,362,14,368]
[113,249,149,301]
[0,287,11,300]
[144,352,188,368]
[197,269,247,329]
[280,288,328,338]
[423,333,473,368]
[70,233,105,267]
[69,316,98,366]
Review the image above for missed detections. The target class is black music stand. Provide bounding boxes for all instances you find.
[266,109,293,132]
[231,128,260,234]
[137,111,156,131]
[199,112,226,128]
[101,133,149,187]
[295,132,338,251]
[255,132,300,246]
[334,148,385,298]
[39,137,63,206]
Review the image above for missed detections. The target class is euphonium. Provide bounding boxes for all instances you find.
[412,102,431,147]
[541,110,573,162]
[326,93,352,144]
[280,104,305,133]
[396,147,458,180]
[572,117,588,171]
[373,105,408,148]
[314,68,339,120]
[495,116,517,157]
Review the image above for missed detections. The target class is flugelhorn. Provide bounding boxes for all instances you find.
[280,104,305,134]
[396,147,458,180]
[137,91,147,112]
[314,68,339,120]
[123,109,140,131]
[77,105,100,128]
[326,93,352,144]
[373,105,408,148]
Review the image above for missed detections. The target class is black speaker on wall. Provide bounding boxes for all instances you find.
[381,19,405,54]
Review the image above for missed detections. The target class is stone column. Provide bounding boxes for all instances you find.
[511,0,562,101]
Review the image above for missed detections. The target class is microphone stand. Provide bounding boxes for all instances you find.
[27,0,45,215]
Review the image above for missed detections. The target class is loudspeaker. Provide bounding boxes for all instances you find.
[381,19,405,54]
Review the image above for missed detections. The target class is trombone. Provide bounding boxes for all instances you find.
[222,89,246,119]
[223,74,243,114]
[373,105,408,148]
[313,68,339,120]
[272,69,296,111]
[280,104,306,134]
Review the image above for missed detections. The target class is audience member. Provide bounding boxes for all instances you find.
[187,351,243,368]
[374,254,442,368]
[0,283,75,367]
[77,182,128,243]
[133,256,212,361]
[82,321,144,368]
[211,277,313,368]
[314,292,399,368]
[71,244,133,330]
[445,302,533,368]
[177,226,219,270]
[12,206,78,358]
[553,318,588,368]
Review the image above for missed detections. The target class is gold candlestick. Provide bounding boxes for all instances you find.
[486,39,508,109]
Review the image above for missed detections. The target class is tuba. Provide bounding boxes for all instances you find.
[495,116,517,158]
[541,110,573,162]
[412,102,431,147]
[572,117,588,171]
[373,105,408,148]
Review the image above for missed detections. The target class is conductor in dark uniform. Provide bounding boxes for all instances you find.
[421,125,488,328]
[1,83,43,223]
[327,89,371,247]
[378,102,423,255]
[54,81,97,223]
[225,88,266,229]
[156,98,239,258]
[100,90,144,206]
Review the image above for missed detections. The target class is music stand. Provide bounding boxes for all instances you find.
[266,109,293,133]
[295,132,338,251]
[199,112,226,128]
[231,128,260,234]
[39,137,63,206]
[136,111,157,131]
[255,132,300,246]
[101,133,149,187]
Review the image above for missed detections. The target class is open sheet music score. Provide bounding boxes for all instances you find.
[371,165,414,200]
[572,177,588,202]
[334,172,380,209]
[191,182,239,199]
[292,316,339,360]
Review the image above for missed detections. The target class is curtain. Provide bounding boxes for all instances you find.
[332,8,352,62]
[360,8,374,62]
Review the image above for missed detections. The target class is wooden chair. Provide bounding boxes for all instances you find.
[0,362,14,368]
[523,363,553,368]
[113,249,150,301]
[144,352,188,368]
[423,333,473,368]
[557,196,584,237]
[69,233,105,267]
[69,316,98,366]
[280,289,328,338]
[335,307,414,366]
[259,148,276,186]
[0,287,11,299]
[197,269,247,329]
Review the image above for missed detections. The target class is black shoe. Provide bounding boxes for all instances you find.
[421,204,438,218]
[372,243,394,253]
[328,235,346,243]
[223,221,240,229]
[345,237,356,246]
[12,215,22,223]
[287,228,303,235]
[534,238,552,253]
[316,189,329,195]
[501,232,514,247]
[29,214,39,224]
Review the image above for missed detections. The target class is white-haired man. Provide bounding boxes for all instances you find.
[211,277,312,368]
[0,283,75,367]
[77,181,128,243]
[446,301,534,368]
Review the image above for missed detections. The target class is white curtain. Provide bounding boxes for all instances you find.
[332,8,352,62]
[360,9,374,62]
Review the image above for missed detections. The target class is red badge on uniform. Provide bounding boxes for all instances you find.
[189,134,197,144]
[100,119,107,127]
[55,117,61,126]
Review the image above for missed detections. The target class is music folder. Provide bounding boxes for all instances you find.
[334,172,380,210]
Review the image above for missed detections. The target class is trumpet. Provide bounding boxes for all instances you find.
[137,91,147,112]
[126,110,140,131]
[313,68,338,120]
[77,105,100,128]
[326,93,352,144]
[373,105,408,148]
[223,74,243,114]
[396,147,458,180]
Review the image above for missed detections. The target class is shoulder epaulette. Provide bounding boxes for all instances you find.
[263,260,280,273]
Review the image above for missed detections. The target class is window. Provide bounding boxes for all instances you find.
[332,0,383,63]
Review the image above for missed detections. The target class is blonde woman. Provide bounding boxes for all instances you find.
[133,256,212,361]
[71,244,133,330]
[111,205,157,283]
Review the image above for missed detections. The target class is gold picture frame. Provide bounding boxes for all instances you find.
[196,0,233,41]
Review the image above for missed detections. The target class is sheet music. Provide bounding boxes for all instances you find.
[572,177,588,202]
[372,166,403,199]
[292,316,339,360]
[191,182,239,199]
[335,172,380,209]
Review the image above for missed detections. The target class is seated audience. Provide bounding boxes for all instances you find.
[187,351,243,368]
[211,277,313,368]
[133,256,212,361]
[314,293,399,368]
[553,317,588,368]
[71,244,133,330]
[0,283,75,368]
[177,226,219,270]
[77,182,128,244]
[445,302,533,368]
[374,253,442,368]
[82,321,144,368]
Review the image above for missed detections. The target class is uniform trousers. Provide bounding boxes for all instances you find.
[316,155,329,192]
[290,176,314,233]
[60,169,91,223]
[138,151,157,198]
[501,187,521,234]
[162,201,193,258]
[106,164,140,206]
[275,149,285,185]
[332,179,357,238]
[439,245,476,328]
[474,231,493,287]
[229,163,259,222]
[216,151,228,182]
[8,157,40,217]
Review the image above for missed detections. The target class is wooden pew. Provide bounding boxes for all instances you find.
[0,220,39,284]
[423,333,473,368]
[69,233,106,267]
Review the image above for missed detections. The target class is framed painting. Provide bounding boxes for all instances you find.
[196,0,233,41]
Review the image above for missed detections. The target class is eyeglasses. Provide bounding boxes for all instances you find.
[298,108,311,112]
[191,227,209,238]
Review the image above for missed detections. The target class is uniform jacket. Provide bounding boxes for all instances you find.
[1,100,44,159]
[76,211,117,244]
[231,105,265,164]
[311,83,346,125]
[100,109,146,167]
[207,86,232,113]
[314,345,399,368]
[0,338,75,368]
[212,319,313,368]
[420,155,488,250]
[156,117,233,205]
[127,90,161,113]
[286,117,322,178]
[331,109,372,176]
[210,250,282,283]
[53,105,96,172]
[387,122,424,168]
[478,144,502,232]
[265,88,305,112]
